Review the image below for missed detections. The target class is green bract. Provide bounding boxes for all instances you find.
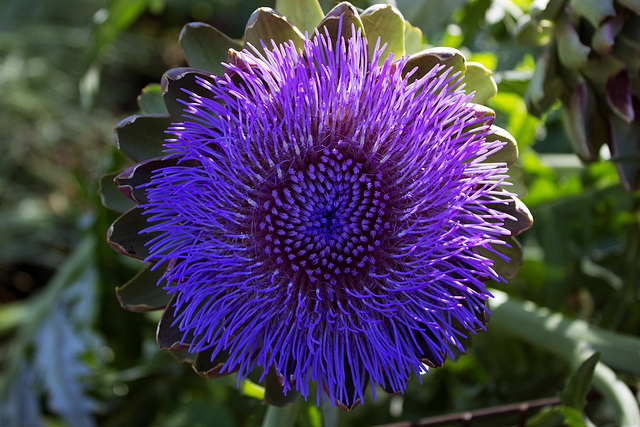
[99,0,532,409]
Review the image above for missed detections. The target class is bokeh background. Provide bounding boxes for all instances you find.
[1,0,639,426]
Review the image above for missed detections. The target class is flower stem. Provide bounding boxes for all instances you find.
[261,403,300,427]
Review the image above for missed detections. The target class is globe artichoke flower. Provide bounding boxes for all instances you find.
[100,0,532,410]
[520,0,640,191]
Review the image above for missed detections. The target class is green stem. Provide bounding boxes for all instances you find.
[489,289,640,426]
[321,402,339,427]
[262,402,300,427]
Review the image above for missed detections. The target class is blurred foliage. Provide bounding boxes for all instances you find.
[0,0,639,426]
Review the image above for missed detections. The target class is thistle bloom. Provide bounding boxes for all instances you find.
[138,26,515,407]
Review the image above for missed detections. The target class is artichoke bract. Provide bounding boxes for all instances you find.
[100,0,532,410]
[521,0,640,191]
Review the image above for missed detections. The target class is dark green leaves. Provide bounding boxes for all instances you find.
[115,264,171,312]
[161,68,214,122]
[114,115,172,163]
[106,207,157,260]
[180,22,242,74]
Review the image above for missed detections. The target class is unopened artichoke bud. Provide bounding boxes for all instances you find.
[100,0,532,410]
[523,0,640,191]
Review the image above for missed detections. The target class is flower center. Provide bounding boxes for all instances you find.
[254,146,391,285]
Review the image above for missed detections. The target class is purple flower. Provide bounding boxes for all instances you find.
[141,28,512,407]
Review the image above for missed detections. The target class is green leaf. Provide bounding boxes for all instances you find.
[360,4,405,64]
[264,367,301,407]
[179,22,243,75]
[402,47,466,83]
[476,236,523,278]
[315,2,364,48]
[114,114,172,163]
[137,83,167,115]
[33,266,99,427]
[403,21,423,55]
[98,172,136,213]
[462,62,498,104]
[485,126,519,167]
[106,207,157,260]
[275,0,324,35]
[568,0,615,28]
[244,8,305,53]
[514,15,551,46]
[561,353,599,411]
[161,68,215,122]
[115,264,171,312]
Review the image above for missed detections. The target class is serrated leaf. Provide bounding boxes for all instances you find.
[157,294,193,350]
[404,21,423,55]
[161,67,215,122]
[98,172,135,213]
[114,114,172,163]
[275,0,324,36]
[361,4,405,64]
[137,83,167,115]
[315,2,364,48]
[462,62,497,104]
[476,236,523,278]
[569,0,615,28]
[562,353,599,411]
[106,207,157,260]
[33,269,98,427]
[115,264,171,312]
[180,22,242,75]
[264,367,301,407]
[485,126,519,166]
[402,47,466,84]
[244,8,304,53]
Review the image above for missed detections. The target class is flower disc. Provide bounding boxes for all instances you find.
[142,29,512,406]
